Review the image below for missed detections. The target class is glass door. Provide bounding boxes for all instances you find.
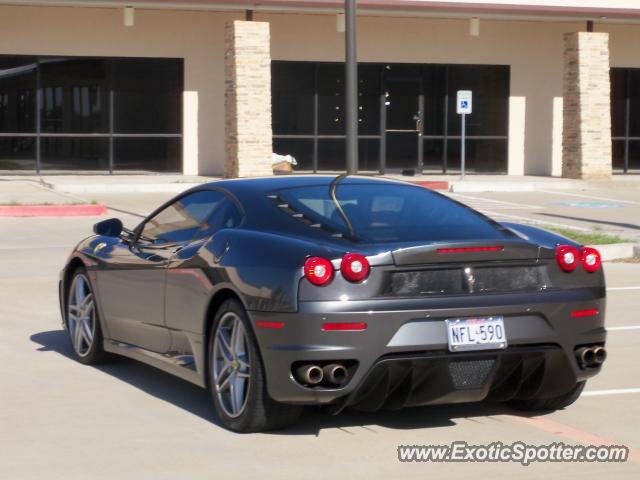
[383,77,423,172]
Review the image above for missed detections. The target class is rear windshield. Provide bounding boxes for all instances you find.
[273,183,509,243]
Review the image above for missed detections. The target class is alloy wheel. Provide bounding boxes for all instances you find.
[212,312,251,418]
[67,274,96,357]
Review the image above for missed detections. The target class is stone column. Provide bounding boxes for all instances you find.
[224,20,273,178]
[562,32,612,180]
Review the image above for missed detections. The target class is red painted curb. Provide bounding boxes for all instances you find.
[410,181,450,191]
[0,204,108,217]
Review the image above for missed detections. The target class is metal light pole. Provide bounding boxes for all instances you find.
[345,0,358,175]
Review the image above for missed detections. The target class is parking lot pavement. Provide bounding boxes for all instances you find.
[1,213,640,479]
[446,188,640,242]
[88,192,175,220]
[0,179,80,206]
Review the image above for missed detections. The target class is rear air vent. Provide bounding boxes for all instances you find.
[386,265,551,297]
[449,359,495,389]
[267,193,355,241]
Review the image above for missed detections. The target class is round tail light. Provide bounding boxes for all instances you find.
[581,247,602,273]
[340,253,370,283]
[556,245,580,272]
[304,257,334,286]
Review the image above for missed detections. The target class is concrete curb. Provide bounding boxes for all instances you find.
[0,204,107,217]
[591,243,640,261]
[409,180,449,190]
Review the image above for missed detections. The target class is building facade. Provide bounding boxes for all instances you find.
[1,0,640,176]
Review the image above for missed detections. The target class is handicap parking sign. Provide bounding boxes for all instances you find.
[457,90,473,114]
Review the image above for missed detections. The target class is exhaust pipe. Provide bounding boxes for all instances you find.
[593,346,607,365]
[295,365,323,385]
[323,364,348,385]
[576,347,596,367]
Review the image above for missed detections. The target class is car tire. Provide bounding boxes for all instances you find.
[507,381,586,412]
[66,267,110,365]
[208,298,302,433]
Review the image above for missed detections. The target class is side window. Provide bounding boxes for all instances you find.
[140,190,226,244]
[193,197,242,240]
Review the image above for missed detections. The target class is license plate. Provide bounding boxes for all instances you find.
[445,316,507,352]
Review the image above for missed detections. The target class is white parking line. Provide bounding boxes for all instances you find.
[606,326,640,331]
[582,388,640,397]
[449,193,543,210]
[607,286,640,291]
[480,210,592,231]
[537,189,639,205]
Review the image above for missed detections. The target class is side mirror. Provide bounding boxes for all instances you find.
[93,218,123,237]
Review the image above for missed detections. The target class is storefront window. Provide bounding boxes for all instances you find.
[0,57,37,171]
[272,61,509,173]
[0,57,36,134]
[272,63,315,136]
[113,59,182,135]
[0,55,183,173]
[611,68,640,172]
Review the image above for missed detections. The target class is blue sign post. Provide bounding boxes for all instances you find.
[456,90,473,180]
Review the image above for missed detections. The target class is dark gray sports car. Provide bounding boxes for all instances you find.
[59,175,607,432]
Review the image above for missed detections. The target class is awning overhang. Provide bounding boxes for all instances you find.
[3,0,640,23]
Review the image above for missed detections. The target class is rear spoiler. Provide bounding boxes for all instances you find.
[392,240,543,266]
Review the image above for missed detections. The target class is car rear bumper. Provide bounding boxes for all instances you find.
[249,288,606,407]
[336,346,576,412]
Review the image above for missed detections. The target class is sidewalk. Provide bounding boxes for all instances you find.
[3,173,640,195]
[383,173,640,192]
[0,179,107,216]
[38,174,210,194]
[0,179,81,205]
[402,174,583,192]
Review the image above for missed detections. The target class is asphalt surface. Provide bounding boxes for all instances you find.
[1,191,639,479]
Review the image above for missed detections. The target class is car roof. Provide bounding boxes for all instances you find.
[201,175,410,196]
[188,175,438,240]
[183,175,514,248]
[190,175,421,237]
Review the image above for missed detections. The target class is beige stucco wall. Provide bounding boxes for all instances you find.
[416,0,640,9]
[266,13,582,176]
[0,5,236,175]
[2,4,640,176]
[265,14,640,176]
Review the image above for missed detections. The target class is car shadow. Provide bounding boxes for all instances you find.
[276,402,513,437]
[31,329,530,436]
[30,329,222,427]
